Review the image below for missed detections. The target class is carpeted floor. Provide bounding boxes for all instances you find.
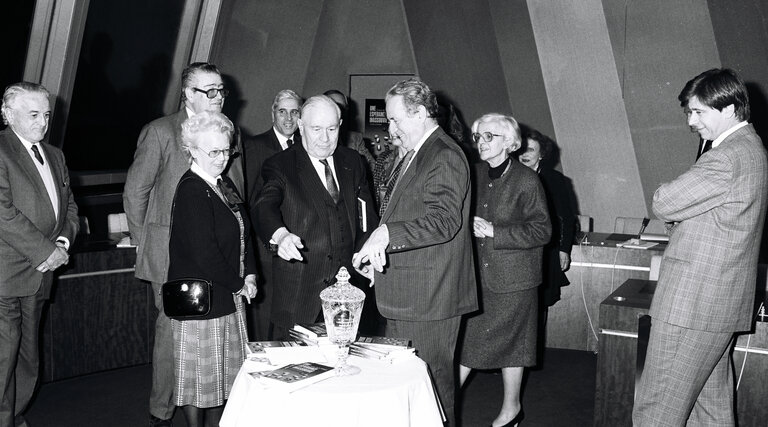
[24,348,595,426]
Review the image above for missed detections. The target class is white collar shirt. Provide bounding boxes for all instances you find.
[711,121,748,149]
[15,132,59,220]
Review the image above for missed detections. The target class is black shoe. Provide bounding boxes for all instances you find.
[491,409,524,427]
[149,415,172,427]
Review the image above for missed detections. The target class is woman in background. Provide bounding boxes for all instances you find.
[168,111,257,427]
[459,113,551,427]
[519,130,576,312]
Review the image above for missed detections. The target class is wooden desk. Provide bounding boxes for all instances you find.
[221,355,444,427]
[594,279,768,426]
[547,233,665,351]
[41,236,154,382]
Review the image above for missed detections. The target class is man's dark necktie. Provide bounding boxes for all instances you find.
[286,138,293,147]
[217,178,242,211]
[379,150,414,217]
[319,159,339,203]
[31,144,44,165]
[697,139,712,160]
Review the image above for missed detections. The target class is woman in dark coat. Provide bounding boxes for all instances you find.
[519,130,576,309]
[459,113,551,427]
[168,111,257,427]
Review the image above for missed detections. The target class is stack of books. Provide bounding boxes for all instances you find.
[349,336,414,363]
[289,322,331,346]
[245,340,307,362]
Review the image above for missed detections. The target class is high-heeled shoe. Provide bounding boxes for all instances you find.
[490,409,524,427]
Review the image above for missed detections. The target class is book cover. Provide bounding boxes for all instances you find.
[357,197,368,232]
[247,340,307,354]
[251,362,334,391]
[288,330,321,346]
[349,345,415,363]
[293,322,328,338]
[356,336,410,348]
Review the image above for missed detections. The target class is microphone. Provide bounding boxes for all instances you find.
[637,218,650,239]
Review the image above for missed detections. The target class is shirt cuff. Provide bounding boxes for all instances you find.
[56,236,70,251]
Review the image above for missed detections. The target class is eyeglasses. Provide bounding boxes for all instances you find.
[192,87,229,99]
[472,132,504,143]
[276,108,300,118]
[195,146,237,158]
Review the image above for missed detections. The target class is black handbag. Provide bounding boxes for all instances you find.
[162,278,212,319]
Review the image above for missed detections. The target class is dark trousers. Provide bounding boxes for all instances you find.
[385,316,461,426]
[150,282,176,420]
[0,291,45,427]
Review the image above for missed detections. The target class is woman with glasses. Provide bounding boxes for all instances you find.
[167,111,257,427]
[459,113,551,427]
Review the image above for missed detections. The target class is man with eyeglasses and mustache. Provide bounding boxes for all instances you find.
[243,89,303,341]
[123,62,241,427]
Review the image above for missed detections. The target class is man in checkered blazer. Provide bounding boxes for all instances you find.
[633,69,768,426]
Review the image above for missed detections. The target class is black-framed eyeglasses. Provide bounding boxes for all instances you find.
[472,132,504,143]
[194,146,237,158]
[275,108,300,118]
[192,87,229,99]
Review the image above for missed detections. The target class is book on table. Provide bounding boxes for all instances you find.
[249,361,334,392]
[247,340,307,354]
[356,336,410,349]
[349,336,415,363]
[290,322,331,345]
[293,322,328,338]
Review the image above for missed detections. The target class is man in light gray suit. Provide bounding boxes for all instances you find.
[353,78,477,425]
[633,68,768,426]
[0,82,79,427]
[124,62,239,427]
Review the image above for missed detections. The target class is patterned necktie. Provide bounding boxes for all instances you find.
[379,150,414,217]
[31,144,44,165]
[217,178,242,212]
[286,138,293,148]
[319,159,339,203]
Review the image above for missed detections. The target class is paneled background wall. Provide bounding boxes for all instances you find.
[210,0,768,234]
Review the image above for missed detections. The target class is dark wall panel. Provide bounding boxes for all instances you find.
[601,0,720,212]
[708,0,768,142]
[490,0,555,143]
[301,0,416,101]
[211,0,324,135]
[402,0,511,139]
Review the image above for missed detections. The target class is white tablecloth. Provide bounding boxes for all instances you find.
[220,354,444,427]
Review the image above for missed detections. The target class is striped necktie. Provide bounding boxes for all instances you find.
[379,150,414,217]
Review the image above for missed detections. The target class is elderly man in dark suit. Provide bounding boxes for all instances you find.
[243,89,303,341]
[0,82,79,427]
[254,95,376,340]
[353,78,477,425]
[633,69,768,426]
[123,62,240,427]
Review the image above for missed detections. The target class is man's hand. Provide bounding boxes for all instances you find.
[355,263,375,287]
[352,225,389,274]
[36,247,69,272]
[272,228,304,261]
[473,216,494,238]
[559,251,571,272]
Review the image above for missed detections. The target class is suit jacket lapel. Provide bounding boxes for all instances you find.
[380,130,440,223]
[10,135,50,201]
[295,146,333,216]
[38,143,68,221]
[334,150,357,237]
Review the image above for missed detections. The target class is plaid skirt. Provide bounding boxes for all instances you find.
[171,297,248,408]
